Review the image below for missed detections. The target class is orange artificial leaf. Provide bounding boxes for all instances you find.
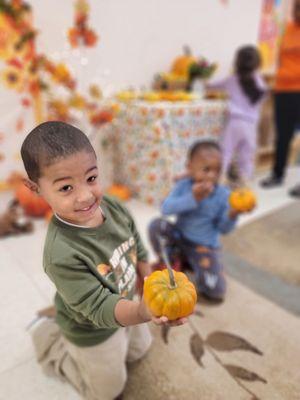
[84,29,98,46]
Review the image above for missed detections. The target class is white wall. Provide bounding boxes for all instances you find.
[32,0,263,93]
[0,0,263,180]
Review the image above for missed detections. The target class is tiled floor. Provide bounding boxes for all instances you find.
[0,167,299,399]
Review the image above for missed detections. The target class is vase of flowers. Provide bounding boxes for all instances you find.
[188,58,217,95]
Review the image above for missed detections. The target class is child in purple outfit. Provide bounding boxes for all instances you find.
[208,45,266,183]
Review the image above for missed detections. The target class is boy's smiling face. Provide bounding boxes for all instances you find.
[187,148,222,186]
[36,150,103,227]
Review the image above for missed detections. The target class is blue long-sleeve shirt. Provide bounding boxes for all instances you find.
[161,178,237,249]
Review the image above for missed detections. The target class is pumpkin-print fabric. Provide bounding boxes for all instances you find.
[111,99,227,206]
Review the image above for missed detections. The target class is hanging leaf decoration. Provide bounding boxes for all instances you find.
[224,364,267,384]
[161,325,171,344]
[206,331,263,355]
[190,333,205,367]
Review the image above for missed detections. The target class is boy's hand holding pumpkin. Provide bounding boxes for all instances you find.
[141,269,197,326]
[137,297,188,327]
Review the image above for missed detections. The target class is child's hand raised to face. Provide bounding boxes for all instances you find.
[192,181,214,201]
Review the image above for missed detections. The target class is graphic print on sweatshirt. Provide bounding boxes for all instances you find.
[97,236,137,297]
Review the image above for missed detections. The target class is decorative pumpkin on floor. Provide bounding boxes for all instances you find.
[15,183,51,217]
[106,184,131,201]
[229,188,256,212]
[143,268,197,320]
[45,210,53,222]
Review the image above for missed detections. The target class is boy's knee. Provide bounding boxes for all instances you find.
[116,370,127,397]
[88,367,127,400]
[127,323,153,363]
[108,368,128,400]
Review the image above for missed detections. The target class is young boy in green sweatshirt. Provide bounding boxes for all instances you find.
[21,121,188,400]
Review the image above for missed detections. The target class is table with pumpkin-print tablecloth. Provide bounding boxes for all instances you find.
[111,99,227,206]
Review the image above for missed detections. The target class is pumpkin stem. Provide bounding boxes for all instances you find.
[159,237,177,289]
[183,44,192,56]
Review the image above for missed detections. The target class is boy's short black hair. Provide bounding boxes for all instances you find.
[21,121,95,182]
[188,140,221,160]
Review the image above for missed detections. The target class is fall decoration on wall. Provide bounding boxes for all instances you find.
[68,0,98,48]
[0,0,111,125]
[0,0,116,186]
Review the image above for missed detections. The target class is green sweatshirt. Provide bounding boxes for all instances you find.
[43,195,148,347]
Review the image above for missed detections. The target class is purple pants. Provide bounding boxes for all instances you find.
[221,116,257,180]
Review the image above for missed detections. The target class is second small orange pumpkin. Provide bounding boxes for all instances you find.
[229,188,256,212]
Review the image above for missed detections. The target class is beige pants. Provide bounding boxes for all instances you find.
[31,318,152,400]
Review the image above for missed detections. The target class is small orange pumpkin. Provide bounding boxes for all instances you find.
[106,184,131,201]
[143,269,197,321]
[171,46,197,78]
[15,184,51,217]
[229,188,256,212]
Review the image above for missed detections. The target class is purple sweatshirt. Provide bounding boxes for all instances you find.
[208,74,266,123]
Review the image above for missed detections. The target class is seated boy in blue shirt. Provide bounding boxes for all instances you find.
[149,140,250,301]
